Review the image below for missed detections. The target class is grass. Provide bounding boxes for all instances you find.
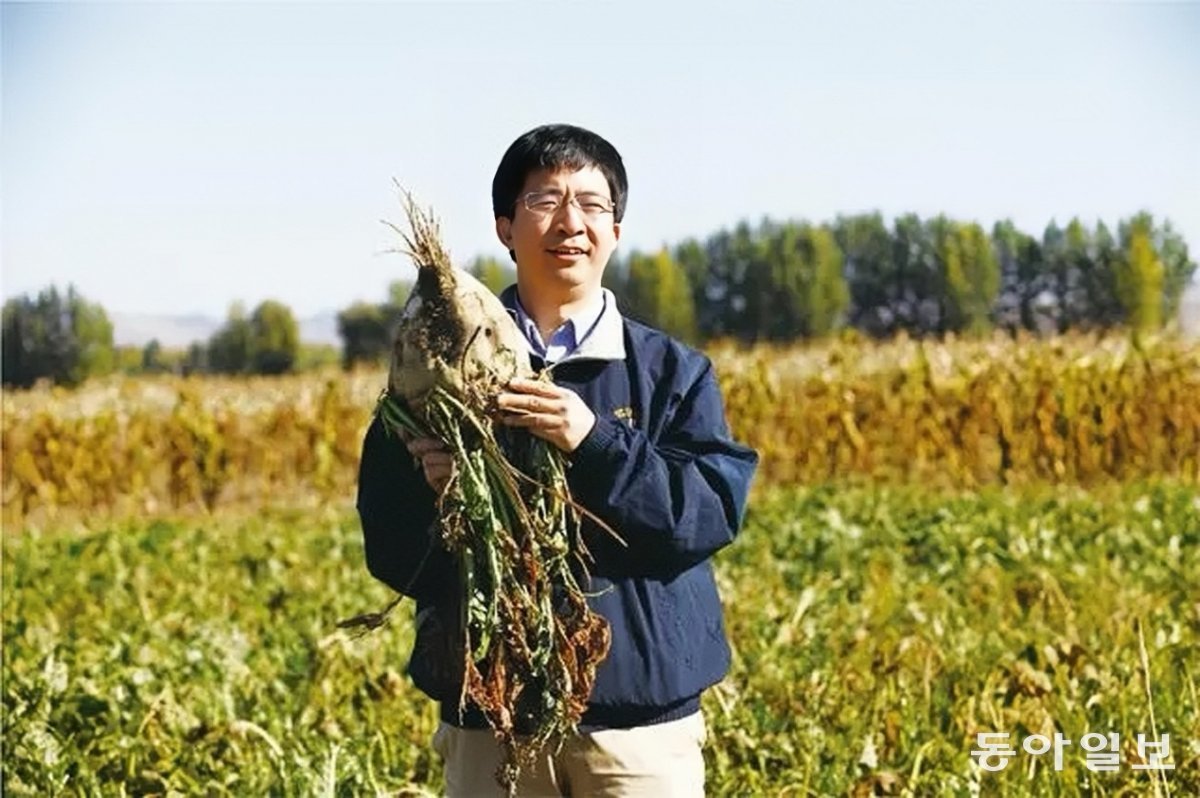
[3,483,1197,796]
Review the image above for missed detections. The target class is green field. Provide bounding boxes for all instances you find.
[3,483,1197,796]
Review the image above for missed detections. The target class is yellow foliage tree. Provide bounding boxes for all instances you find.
[1116,217,1165,334]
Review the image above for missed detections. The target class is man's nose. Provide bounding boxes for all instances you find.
[553,200,587,235]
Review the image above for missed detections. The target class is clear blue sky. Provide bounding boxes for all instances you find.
[3,1,1198,318]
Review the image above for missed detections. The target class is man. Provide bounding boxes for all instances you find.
[357,123,758,796]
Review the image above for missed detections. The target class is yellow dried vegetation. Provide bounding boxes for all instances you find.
[3,332,1196,525]
[717,331,1199,487]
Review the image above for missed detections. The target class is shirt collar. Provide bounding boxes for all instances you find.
[500,285,626,364]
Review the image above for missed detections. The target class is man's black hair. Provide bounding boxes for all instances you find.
[492,124,628,224]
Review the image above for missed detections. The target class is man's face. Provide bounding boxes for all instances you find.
[495,165,621,299]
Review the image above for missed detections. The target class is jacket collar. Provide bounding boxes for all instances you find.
[500,284,626,364]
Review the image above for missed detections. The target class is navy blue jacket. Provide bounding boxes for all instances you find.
[356,299,758,728]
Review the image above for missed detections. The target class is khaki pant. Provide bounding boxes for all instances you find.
[432,712,708,797]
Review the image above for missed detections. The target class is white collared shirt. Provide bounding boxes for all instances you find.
[502,286,626,364]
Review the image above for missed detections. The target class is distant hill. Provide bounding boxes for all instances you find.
[111,311,340,348]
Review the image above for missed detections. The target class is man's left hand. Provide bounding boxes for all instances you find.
[496,378,595,453]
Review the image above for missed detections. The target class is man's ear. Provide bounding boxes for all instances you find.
[495,217,513,248]
[613,221,621,243]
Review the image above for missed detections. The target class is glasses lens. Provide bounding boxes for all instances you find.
[574,194,614,215]
[524,192,560,214]
[522,191,614,217]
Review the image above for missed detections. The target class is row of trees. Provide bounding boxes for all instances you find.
[336,212,1191,363]
[186,300,301,376]
[1,286,115,388]
[604,212,1194,343]
[3,212,1194,387]
[1,292,306,388]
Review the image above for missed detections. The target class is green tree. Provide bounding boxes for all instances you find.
[337,302,392,368]
[891,214,943,335]
[832,213,894,336]
[1038,221,1071,333]
[624,248,698,342]
[722,221,773,341]
[763,222,807,339]
[1045,217,1121,332]
[769,223,848,339]
[805,225,851,337]
[673,239,712,337]
[1,285,114,388]
[740,220,778,341]
[936,221,1000,335]
[336,280,411,369]
[1115,215,1165,334]
[207,302,253,374]
[72,292,115,380]
[1084,222,1123,329]
[692,219,849,342]
[1059,219,1090,329]
[250,300,300,375]
[1152,218,1197,326]
[183,341,208,375]
[699,229,740,339]
[992,220,1043,333]
[796,222,854,338]
[141,339,167,373]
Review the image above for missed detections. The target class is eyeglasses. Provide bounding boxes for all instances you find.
[521,191,615,219]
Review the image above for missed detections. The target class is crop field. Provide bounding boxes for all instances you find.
[3,334,1198,796]
[4,333,1198,525]
[3,483,1197,796]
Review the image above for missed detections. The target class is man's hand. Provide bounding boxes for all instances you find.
[496,378,596,453]
[405,436,455,493]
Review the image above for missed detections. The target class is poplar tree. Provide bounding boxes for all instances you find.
[625,248,698,343]
[1116,216,1165,333]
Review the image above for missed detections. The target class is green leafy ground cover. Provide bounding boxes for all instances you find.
[3,483,1197,796]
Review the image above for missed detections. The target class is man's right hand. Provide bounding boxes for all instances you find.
[405,436,455,493]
